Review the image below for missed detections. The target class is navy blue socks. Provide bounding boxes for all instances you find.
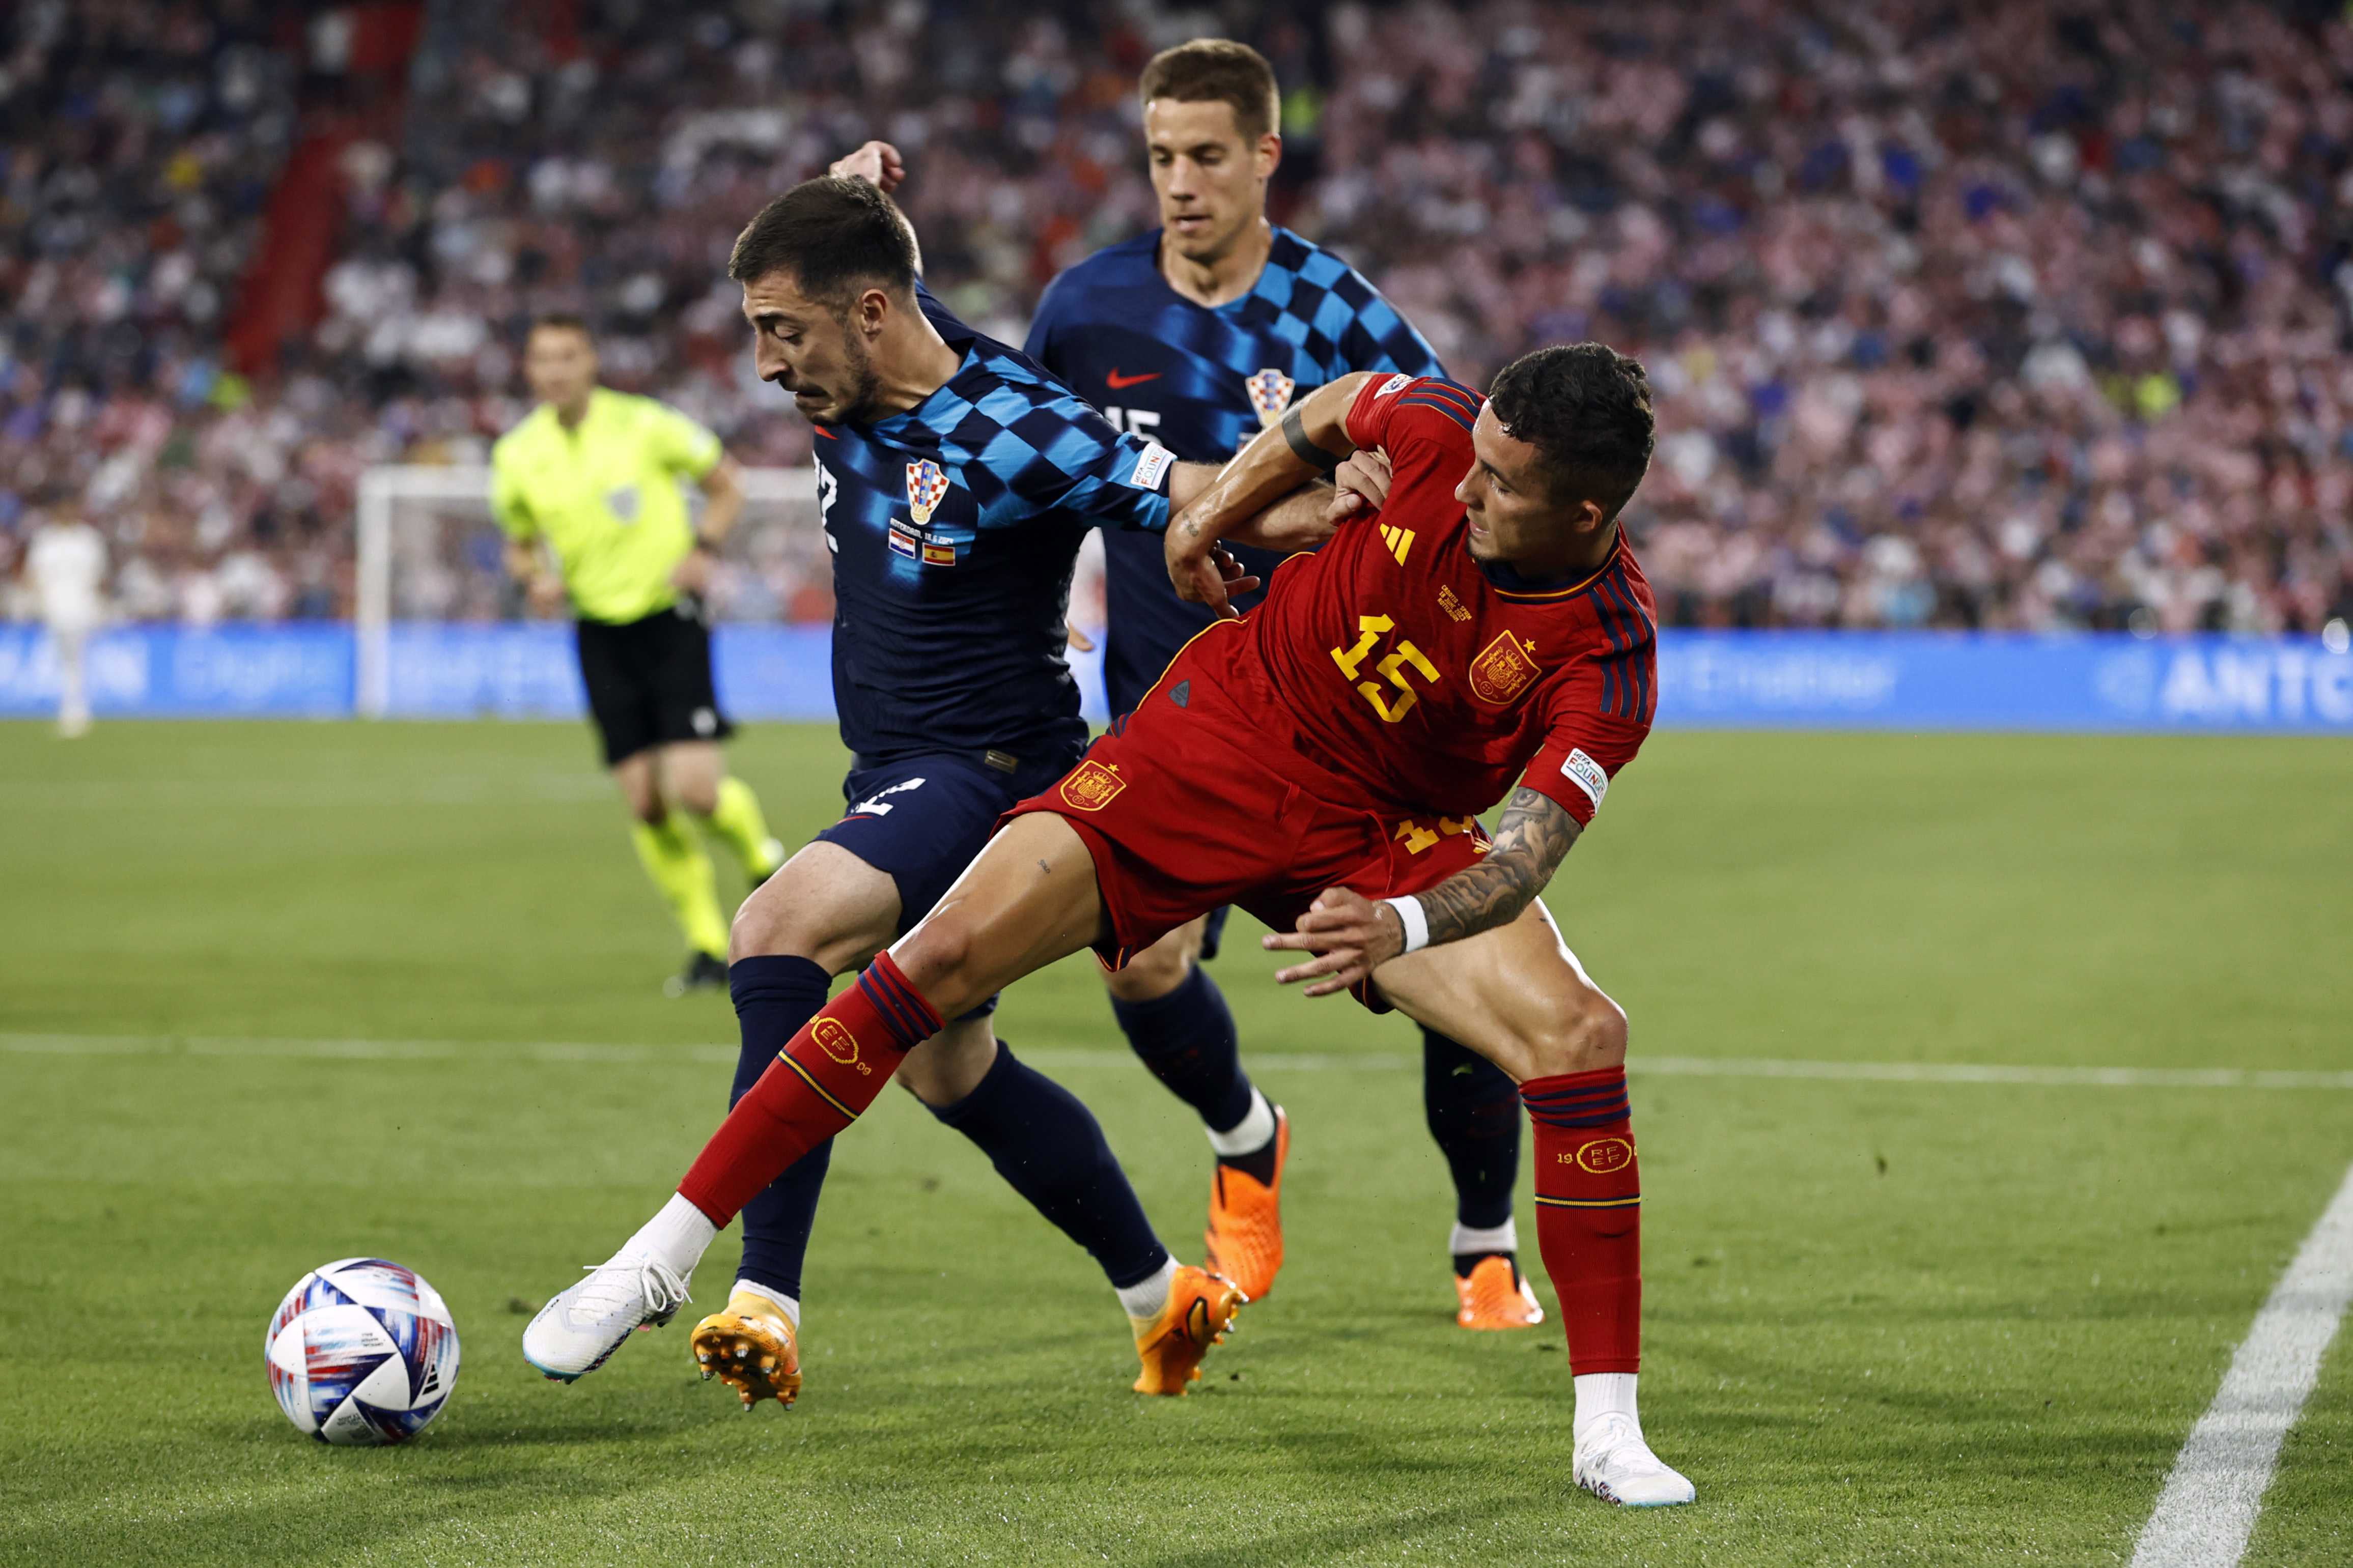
[1423,1027,1523,1269]
[927,1042,1171,1289]
[1111,963,1253,1134]
[728,955,836,1303]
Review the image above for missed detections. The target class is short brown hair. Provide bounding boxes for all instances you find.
[1139,39,1280,142]
[529,311,592,340]
[727,177,918,309]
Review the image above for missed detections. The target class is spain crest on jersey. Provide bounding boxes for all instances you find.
[1468,631,1544,705]
[1245,368,1297,430]
[1057,759,1127,812]
[905,459,949,525]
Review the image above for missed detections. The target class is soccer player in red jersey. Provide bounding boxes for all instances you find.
[527,347,1693,1504]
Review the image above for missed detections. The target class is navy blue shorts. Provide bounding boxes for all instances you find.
[814,751,1076,1016]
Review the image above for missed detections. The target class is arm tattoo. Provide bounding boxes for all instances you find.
[1413,787,1582,947]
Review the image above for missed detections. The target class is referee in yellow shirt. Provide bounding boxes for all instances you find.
[492,313,783,994]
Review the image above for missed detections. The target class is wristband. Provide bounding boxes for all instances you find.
[1381,895,1430,954]
[690,535,720,555]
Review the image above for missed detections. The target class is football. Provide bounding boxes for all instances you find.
[264,1259,461,1446]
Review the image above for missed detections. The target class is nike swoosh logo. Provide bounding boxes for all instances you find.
[1105,369,1162,389]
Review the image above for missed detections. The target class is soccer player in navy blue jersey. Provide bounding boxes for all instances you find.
[1020,41,1543,1329]
[560,171,1341,1408]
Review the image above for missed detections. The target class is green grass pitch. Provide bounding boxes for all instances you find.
[2,719,2348,1566]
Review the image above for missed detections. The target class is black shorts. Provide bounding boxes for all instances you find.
[574,606,734,767]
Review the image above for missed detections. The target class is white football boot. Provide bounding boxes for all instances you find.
[1573,1412,1696,1507]
[522,1256,692,1382]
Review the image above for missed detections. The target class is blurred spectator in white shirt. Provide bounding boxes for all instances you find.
[23,499,107,736]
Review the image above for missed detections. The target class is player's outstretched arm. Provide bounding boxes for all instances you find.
[1262,786,1584,997]
[1166,372,1377,615]
[1156,460,1372,607]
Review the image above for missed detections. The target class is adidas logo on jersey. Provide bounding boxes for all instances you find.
[1380,524,1415,564]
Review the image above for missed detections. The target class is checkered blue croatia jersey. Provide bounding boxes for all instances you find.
[1025,225,1441,715]
[817,287,1174,765]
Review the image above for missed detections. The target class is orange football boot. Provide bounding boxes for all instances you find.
[1203,1106,1288,1301]
[1132,1265,1245,1395]
[1454,1255,1546,1330]
[689,1289,803,1410]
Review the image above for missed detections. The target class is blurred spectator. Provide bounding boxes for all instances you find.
[5,0,2351,633]
[20,492,106,734]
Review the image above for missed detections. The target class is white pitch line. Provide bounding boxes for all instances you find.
[0,774,617,808]
[2129,1160,2353,1568]
[0,1032,736,1065]
[2,1032,2351,1090]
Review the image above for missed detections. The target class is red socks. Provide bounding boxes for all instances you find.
[1522,1066,1641,1375]
[678,953,942,1225]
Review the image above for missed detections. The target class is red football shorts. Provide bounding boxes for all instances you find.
[1003,622,1490,1002]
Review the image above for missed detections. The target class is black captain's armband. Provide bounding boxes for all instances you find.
[1281,404,1344,474]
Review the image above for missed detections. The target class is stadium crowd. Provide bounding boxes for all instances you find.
[6,0,2352,634]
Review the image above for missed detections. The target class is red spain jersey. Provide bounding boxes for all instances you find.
[1241,372,1657,824]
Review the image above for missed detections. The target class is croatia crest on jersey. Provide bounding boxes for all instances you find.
[1245,368,1297,429]
[1469,632,1543,705]
[905,459,949,525]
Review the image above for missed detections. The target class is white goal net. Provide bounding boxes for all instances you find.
[353,462,1107,720]
[354,464,824,717]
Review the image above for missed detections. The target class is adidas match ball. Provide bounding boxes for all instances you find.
[265,1258,460,1445]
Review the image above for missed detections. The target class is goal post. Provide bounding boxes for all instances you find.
[353,462,1110,722]
[353,464,823,718]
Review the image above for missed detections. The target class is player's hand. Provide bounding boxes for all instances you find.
[1262,887,1406,998]
[1211,544,1260,603]
[830,140,906,193]
[1065,621,1096,652]
[1325,447,1393,523]
[525,573,568,617]
[1166,516,1256,618]
[670,548,715,595]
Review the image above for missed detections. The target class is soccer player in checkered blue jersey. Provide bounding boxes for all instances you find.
[1020,40,1544,1330]
[524,171,1349,1405]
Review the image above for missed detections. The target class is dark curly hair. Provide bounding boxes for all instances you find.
[1485,345,1655,522]
[727,177,918,310]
